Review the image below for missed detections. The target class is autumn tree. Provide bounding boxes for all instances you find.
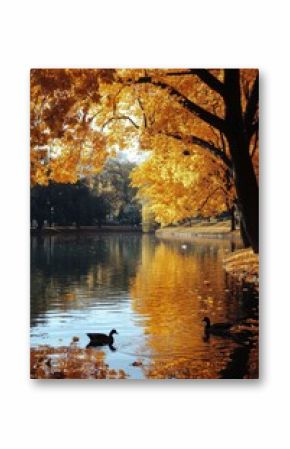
[130,138,234,226]
[111,69,259,252]
[130,129,237,226]
[31,69,259,252]
[30,69,115,184]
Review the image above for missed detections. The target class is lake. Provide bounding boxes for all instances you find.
[31,232,258,379]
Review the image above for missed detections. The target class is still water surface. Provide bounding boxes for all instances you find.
[31,233,258,379]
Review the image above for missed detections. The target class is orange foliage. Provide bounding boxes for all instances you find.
[129,237,258,379]
[130,136,235,224]
[30,69,114,185]
[31,69,259,229]
[30,343,127,379]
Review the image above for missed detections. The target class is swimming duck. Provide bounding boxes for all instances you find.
[86,329,118,346]
[202,317,233,336]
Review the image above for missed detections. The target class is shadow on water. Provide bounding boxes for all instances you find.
[86,342,117,351]
[220,346,251,379]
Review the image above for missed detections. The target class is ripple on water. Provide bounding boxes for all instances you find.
[31,233,258,379]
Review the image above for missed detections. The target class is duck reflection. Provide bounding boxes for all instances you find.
[86,342,117,352]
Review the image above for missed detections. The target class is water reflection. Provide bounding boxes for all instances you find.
[31,233,258,379]
[31,233,142,326]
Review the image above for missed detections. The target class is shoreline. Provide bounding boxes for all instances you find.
[156,223,259,291]
[155,222,240,242]
[31,225,142,235]
[223,248,259,291]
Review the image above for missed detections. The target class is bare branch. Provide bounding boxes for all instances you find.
[189,69,225,97]
[111,86,129,114]
[137,97,147,128]
[87,110,102,124]
[101,115,139,131]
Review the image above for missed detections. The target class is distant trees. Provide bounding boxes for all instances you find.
[31,181,101,228]
[91,159,141,224]
[31,159,141,229]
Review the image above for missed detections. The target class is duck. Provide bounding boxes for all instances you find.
[86,329,118,346]
[202,317,233,336]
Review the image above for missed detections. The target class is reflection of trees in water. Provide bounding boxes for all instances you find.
[31,234,142,326]
[131,238,239,336]
[130,237,258,378]
[220,345,251,378]
[219,331,259,379]
[31,233,258,378]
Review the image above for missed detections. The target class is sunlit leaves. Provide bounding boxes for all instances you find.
[131,138,235,225]
[30,69,115,185]
[31,69,258,229]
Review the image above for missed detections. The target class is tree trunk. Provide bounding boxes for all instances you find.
[224,70,259,253]
[37,218,44,231]
[230,206,236,231]
[229,137,259,252]
[240,217,251,248]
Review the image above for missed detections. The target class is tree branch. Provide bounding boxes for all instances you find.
[101,115,139,131]
[189,69,225,97]
[131,76,227,133]
[137,97,147,128]
[244,73,259,135]
[164,69,225,97]
[251,132,259,159]
[164,131,232,170]
[198,187,221,213]
[164,70,193,77]
[249,120,259,139]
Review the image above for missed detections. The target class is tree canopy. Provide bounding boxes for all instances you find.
[31,68,259,251]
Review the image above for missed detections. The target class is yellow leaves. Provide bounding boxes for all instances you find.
[31,70,113,186]
[31,69,258,227]
[30,345,128,379]
[129,239,236,379]
[131,135,235,226]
